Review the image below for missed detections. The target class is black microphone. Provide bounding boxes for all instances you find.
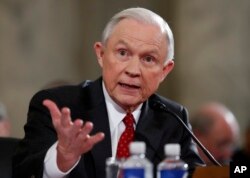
[151,100,222,166]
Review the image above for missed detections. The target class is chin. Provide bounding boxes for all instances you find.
[120,100,142,110]
[115,94,143,108]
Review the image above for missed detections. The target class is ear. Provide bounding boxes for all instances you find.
[94,42,104,68]
[160,60,174,82]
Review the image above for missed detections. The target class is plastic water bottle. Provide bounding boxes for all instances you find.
[157,143,188,178]
[121,141,153,178]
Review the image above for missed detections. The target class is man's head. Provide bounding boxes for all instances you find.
[0,102,10,137]
[94,7,174,111]
[191,102,239,165]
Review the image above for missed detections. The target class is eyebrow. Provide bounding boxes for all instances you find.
[115,39,129,47]
[115,39,160,56]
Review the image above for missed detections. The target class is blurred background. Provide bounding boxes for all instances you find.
[0,0,249,146]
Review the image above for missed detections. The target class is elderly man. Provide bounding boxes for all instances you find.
[13,7,204,178]
[190,102,239,165]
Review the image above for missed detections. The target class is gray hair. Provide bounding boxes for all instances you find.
[102,7,174,61]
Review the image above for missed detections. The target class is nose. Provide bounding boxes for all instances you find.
[125,58,141,77]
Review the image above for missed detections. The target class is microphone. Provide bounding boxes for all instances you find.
[151,100,222,166]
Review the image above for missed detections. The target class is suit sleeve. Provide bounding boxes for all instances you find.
[12,90,59,178]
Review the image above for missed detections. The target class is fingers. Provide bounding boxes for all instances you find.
[43,99,62,128]
[89,132,105,145]
[74,121,105,151]
[80,131,105,151]
[81,122,104,143]
[61,107,72,127]
[43,99,105,155]
[79,122,93,139]
[43,99,73,129]
[43,99,61,118]
[69,119,83,138]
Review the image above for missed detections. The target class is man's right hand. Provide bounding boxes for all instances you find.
[43,99,105,172]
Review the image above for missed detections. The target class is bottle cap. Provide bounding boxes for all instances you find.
[129,141,146,154]
[164,143,181,156]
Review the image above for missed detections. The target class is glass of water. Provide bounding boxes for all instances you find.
[106,157,121,178]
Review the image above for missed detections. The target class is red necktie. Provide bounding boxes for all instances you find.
[116,113,135,158]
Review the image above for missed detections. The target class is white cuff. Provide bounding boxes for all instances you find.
[43,141,80,178]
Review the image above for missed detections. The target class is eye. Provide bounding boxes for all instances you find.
[142,55,156,64]
[118,49,128,56]
[116,49,130,61]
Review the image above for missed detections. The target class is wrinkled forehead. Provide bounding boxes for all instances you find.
[110,19,167,51]
[110,18,166,40]
[109,19,168,59]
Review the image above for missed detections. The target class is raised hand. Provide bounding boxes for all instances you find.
[43,99,105,172]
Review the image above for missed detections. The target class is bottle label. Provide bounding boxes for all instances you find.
[123,168,145,178]
[160,170,187,178]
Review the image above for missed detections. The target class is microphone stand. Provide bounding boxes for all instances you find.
[153,101,222,167]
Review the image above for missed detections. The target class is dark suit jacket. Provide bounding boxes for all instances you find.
[13,77,204,178]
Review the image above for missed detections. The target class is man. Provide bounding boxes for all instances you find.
[0,102,11,137]
[190,102,239,165]
[13,7,204,178]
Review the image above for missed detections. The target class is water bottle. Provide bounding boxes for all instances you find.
[121,141,153,178]
[157,143,188,178]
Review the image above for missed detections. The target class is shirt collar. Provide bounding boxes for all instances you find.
[102,82,142,127]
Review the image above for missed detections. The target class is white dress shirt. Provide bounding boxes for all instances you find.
[43,82,142,178]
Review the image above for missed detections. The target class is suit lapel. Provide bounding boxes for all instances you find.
[135,100,166,161]
[83,78,112,178]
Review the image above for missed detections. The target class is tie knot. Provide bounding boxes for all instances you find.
[123,113,134,128]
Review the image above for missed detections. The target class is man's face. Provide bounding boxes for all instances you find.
[198,118,236,165]
[94,19,174,111]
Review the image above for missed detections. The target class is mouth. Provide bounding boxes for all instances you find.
[118,82,140,89]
